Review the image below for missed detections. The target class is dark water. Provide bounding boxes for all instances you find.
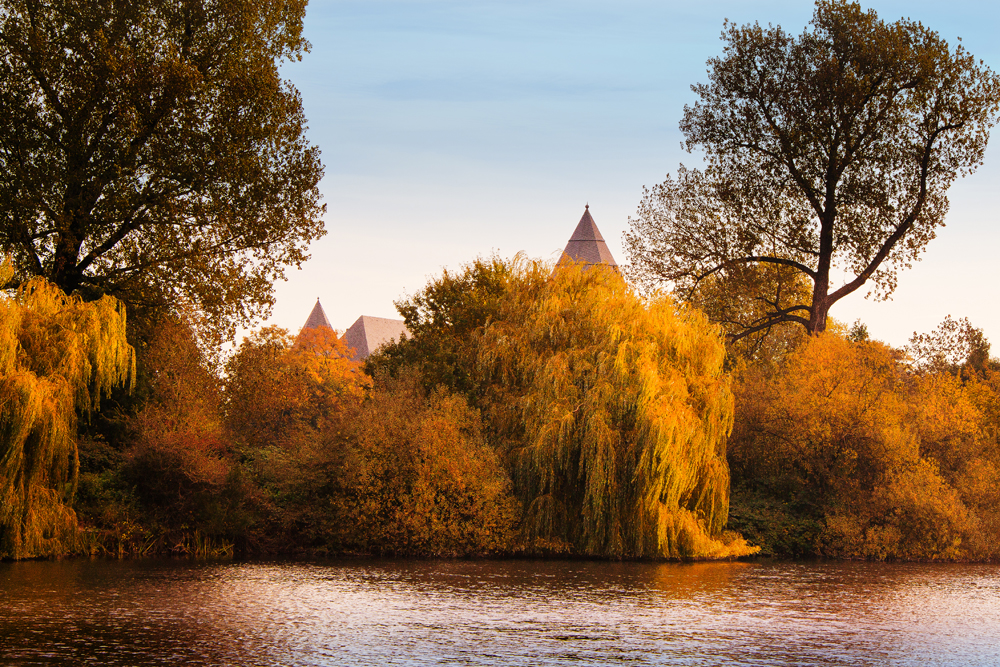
[1,558,998,666]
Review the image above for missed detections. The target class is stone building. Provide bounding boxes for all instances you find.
[343,315,408,360]
[301,299,333,331]
[300,299,408,361]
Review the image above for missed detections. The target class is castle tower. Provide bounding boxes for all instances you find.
[559,205,618,270]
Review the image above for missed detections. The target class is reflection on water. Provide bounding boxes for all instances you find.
[1,558,999,666]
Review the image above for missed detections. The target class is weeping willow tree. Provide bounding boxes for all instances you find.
[478,261,756,558]
[0,265,134,559]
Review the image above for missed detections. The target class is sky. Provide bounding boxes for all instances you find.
[259,0,1000,349]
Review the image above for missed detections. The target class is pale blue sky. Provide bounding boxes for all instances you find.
[263,0,1000,348]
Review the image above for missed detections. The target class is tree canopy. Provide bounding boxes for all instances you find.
[0,0,325,338]
[479,261,753,558]
[625,0,1000,338]
[729,331,1000,560]
[224,326,369,449]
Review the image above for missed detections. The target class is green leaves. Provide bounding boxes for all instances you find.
[0,0,325,340]
[629,0,1000,337]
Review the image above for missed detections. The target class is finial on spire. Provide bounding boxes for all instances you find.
[585,203,589,210]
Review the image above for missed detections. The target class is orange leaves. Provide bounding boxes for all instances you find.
[342,377,519,556]
[122,317,230,516]
[730,332,1000,559]
[287,326,371,410]
[224,325,370,448]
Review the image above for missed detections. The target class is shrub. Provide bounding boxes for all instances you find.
[729,333,998,559]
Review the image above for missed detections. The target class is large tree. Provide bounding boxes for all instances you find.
[0,0,324,338]
[625,1,1000,338]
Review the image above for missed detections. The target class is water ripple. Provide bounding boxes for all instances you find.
[1,559,999,666]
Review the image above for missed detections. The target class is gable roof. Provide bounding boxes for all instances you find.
[302,299,333,330]
[560,205,618,269]
[345,315,409,360]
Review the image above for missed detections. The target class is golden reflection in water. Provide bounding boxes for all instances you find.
[642,561,754,598]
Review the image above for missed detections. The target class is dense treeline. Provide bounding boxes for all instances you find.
[727,322,1000,560]
[5,258,1000,561]
[3,259,757,560]
[4,0,998,563]
[377,257,752,558]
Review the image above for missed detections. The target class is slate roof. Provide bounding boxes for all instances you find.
[345,315,409,360]
[559,205,618,269]
[302,299,333,330]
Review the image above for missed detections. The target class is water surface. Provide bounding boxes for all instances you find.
[1,558,998,665]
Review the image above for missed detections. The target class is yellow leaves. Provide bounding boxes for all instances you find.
[479,261,750,558]
[0,277,134,559]
[268,374,519,557]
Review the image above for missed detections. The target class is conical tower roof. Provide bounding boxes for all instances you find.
[302,298,332,330]
[560,205,618,269]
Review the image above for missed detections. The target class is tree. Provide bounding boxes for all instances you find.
[224,326,369,449]
[0,0,325,339]
[686,261,810,364]
[906,315,992,375]
[120,316,231,534]
[306,374,520,557]
[625,1,1000,339]
[0,264,133,559]
[728,332,1000,560]
[366,255,514,397]
[375,257,757,557]
[478,261,755,559]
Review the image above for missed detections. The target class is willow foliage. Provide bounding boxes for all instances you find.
[0,269,134,559]
[479,261,755,558]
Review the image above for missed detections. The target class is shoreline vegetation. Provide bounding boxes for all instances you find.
[5,258,1000,564]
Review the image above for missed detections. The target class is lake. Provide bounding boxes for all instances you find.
[1,558,998,665]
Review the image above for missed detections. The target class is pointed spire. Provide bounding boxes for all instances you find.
[560,205,618,269]
[302,299,332,331]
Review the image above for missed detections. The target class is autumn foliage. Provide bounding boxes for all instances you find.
[0,270,133,559]
[120,317,232,537]
[225,326,370,449]
[13,252,1000,563]
[729,333,1000,559]
[477,261,753,558]
[373,257,756,559]
[224,325,515,556]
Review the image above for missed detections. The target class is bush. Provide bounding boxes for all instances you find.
[249,374,519,556]
[729,333,1000,559]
